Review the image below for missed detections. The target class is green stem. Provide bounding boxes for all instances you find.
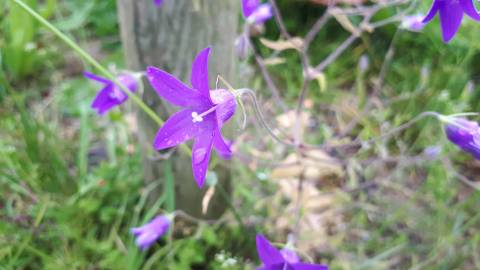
[10,0,159,124]
[10,0,193,157]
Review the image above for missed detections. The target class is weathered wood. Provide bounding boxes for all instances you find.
[117,0,238,218]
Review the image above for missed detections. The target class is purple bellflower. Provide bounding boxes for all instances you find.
[444,117,480,159]
[153,0,163,7]
[131,215,171,251]
[85,72,137,115]
[256,234,329,270]
[242,0,273,24]
[423,0,480,42]
[146,47,237,188]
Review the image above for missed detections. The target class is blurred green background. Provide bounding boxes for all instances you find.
[1,0,480,269]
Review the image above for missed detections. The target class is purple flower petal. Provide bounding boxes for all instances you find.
[439,1,464,42]
[281,248,301,264]
[465,137,480,158]
[86,72,137,115]
[292,263,329,270]
[422,0,440,23]
[91,86,121,115]
[213,127,233,159]
[242,0,260,18]
[248,3,273,24]
[190,47,213,102]
[131,227,144,236]
[192,130,214,188]
[91,85,111,107]
[117,74,138,94]
[445,118,478,145]
[444,117,480,160]
[153,109,214,150]
[147,66,207,108]
[130,215,171,251]
[211,89,237,127]
[460,0,480,20]
[84,71,111,85]
[135,231,160,250]
[256,234,285,267]
[153,0,163,7]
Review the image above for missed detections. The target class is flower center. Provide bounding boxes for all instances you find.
[191,105,218,123]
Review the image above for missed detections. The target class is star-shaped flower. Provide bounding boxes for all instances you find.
[256,234,329,270]
[84,72,138,115]
[242,0,273,24]
[146,47,237,188]
[423,0,480,42]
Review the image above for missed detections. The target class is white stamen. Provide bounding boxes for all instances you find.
[191,112,203,123]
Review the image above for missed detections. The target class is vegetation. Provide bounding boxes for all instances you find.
[1,0,479,269]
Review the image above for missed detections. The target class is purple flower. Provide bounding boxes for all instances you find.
[153,0,163,7]
[146,47,237,188]
[242,0,273,24]
[401,14,426,32]
[256,234,328,270]
[85,72,137,115]
[131,215,171,251]
[423,0,480,42]
[445,117,480,159]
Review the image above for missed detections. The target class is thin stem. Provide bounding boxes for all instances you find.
[320,111,442,150]
[238,89,295,147]
[174,210,224,225]
[10,0,193,157]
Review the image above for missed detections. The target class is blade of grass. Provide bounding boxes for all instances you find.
[164,159,175,212]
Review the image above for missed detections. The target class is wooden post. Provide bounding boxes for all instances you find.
[117,0,238,218]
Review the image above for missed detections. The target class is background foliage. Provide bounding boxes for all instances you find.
[1,0,480,269]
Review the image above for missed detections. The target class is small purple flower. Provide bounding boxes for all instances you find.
[401,14,426,32]
[153,0,163,7]
[423,0,480,42]
[85,72,137,115]
[242,0,273,24]
[131,215,171,251]
[445,117,480,159]
[146,47,236,188]
[256,234,328,270]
